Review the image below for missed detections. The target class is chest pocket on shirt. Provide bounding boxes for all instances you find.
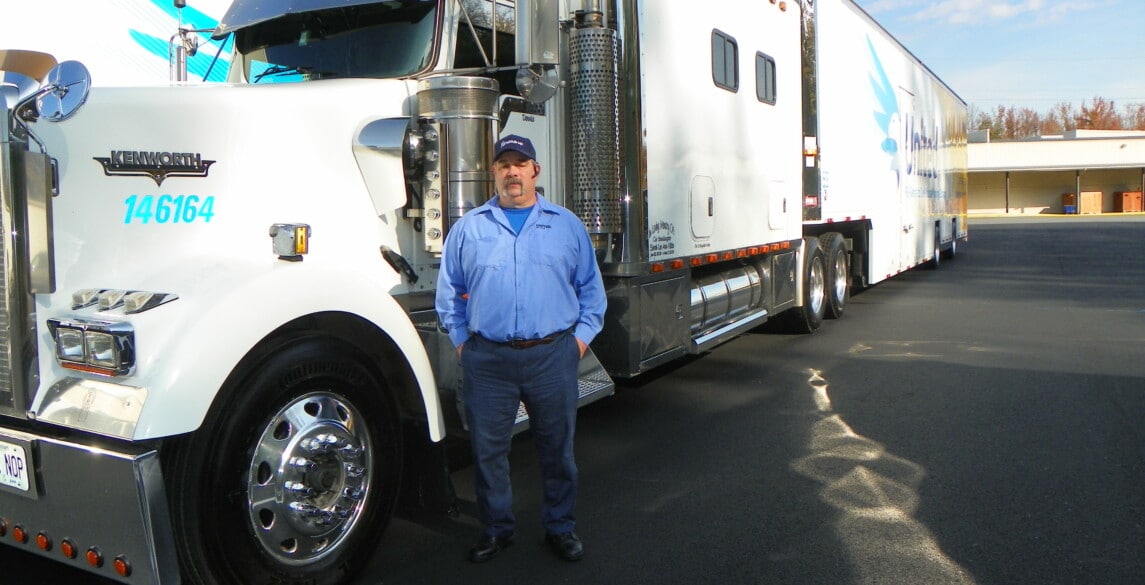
[465,234,512,270]
[526,233,576,274]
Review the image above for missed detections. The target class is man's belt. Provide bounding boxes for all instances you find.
[486,328,571,350]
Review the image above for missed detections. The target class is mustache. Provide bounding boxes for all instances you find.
[504,178,523,187]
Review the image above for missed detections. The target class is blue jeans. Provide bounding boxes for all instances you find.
[462,331,579,537]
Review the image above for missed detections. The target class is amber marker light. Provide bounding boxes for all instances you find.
[13,525,27,544]
[86,547,104,568]
[669,259,685,270]
[650,263,664,273]
[61,539,77,559]
[690,257,702,267]
[114,555,132,577]
[36,531,51,551]
[706,253,718,263]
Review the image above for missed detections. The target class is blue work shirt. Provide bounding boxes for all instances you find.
[436,194,607,348]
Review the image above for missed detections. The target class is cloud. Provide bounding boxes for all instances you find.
[907,0,1095,26]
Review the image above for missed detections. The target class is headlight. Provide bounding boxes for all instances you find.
[46,318,135,376]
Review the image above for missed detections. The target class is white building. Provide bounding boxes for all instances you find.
[969,129,1145,215]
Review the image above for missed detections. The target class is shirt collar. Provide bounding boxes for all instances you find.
[481,193,557,214]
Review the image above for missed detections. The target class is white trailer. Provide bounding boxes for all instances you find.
[0,1,965,584]
[806,0,968,287]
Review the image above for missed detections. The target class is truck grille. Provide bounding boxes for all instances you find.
[0,140,25,412]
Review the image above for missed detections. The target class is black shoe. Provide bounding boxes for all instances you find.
[545,531,584,561]
[469,532,515,563]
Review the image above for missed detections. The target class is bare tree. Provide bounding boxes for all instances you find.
[1125,103,1145,131]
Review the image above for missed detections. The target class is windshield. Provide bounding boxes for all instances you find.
[234,1,439,83]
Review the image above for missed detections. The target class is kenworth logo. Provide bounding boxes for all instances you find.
[94,150,215,185]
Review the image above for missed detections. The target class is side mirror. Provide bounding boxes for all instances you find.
[514,0,559,66]
[513,1,560,104]
[35,60,92,122]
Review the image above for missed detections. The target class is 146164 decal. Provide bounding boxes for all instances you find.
[124,194,215,224]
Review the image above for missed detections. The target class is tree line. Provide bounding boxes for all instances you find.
[970,97,1145,140]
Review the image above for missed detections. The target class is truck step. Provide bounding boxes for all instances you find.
[512,348,615,433]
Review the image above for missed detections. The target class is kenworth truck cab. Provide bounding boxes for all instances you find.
[0,0,965,583]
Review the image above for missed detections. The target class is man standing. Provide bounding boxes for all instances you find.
[436,134,607,563]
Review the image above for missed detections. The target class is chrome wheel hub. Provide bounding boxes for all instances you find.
[247,391,372,566]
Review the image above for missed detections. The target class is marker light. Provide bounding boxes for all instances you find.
[13,525,27,544]
[61,539,77,559]
[114,555,132,577]
[270,223,312,260]
[35,531,51,551]
[73,288,177,313]
[86,547,104,568]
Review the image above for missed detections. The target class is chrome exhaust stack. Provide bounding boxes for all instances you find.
[413,76,500,254]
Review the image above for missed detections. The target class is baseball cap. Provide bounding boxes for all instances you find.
[494,134,537,161]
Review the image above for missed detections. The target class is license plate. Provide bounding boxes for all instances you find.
[0,440,30,491]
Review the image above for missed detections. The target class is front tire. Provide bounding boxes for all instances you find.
[164,337,402,585]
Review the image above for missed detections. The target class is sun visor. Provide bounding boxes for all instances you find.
[212,0,394,39]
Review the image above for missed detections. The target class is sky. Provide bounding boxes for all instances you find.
[851,0,1145,117]
[5,0,1143,118]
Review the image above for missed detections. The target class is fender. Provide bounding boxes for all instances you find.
[34,257,445,443]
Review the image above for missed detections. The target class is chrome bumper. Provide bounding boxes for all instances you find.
[0,427,178,584]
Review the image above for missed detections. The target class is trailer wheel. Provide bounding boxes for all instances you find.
[164,337,401,585]
[818,232,849,319]
[928,229,942,269]
[941,235,957,260]
[773,239,827,333]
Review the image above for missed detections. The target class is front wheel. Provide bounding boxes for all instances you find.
[164,337,402,585]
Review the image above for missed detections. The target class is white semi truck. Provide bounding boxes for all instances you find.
[0,0,966,583]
